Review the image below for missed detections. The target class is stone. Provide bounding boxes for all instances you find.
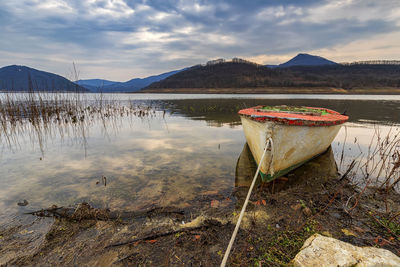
[291,203,302,211]
[292,234,400,267]
[231,210,270,229]
[341,228,357,237]
[17,200,28,206]
[302,207,312,216]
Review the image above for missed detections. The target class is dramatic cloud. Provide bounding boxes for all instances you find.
[0,0,398,80]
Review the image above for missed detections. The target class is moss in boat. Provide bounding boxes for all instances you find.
[260,106,330,116]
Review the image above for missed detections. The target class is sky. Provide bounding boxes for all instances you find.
[0,0,399,81]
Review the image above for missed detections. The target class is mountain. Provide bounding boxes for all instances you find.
[75,79,118,91]
[143,61,400,91]
[277,53,337,68]
[77,69,183,92]
[0,65,88,92]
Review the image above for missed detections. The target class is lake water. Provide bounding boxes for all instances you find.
[1,93,399,225]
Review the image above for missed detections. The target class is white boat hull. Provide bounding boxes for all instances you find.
[240,116,342,181]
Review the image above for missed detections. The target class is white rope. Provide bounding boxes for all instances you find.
[221,137,273,267]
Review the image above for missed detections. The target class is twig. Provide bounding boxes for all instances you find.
[25,206,65,216]
[389,212,400,222]
[296,187,342,231]
[175,255,184,264]
[347,177,374,212]
[340,159,357,181]
[339,125,347,169]
[369,212,399,239]
[105,225,207,248]
[387,174,400,191]
[259,259,280,267]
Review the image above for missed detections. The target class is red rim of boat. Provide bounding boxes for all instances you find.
[238,106,349,126]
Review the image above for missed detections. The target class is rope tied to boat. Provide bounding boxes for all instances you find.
[221,137,274,267]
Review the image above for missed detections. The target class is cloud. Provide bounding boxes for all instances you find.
[303,0,400,24]
[312,31,400,62]
[0,0,399,80]
[257,5,303,21]
[85,0,135,19]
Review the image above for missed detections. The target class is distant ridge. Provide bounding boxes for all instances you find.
[76,79,118,91]
[341,60,400,65]
[77,69,183,92]
[0,65,88,92]
[277,53,337,68]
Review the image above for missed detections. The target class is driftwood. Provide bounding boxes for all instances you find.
[106,219,222,249]
[105,227,203,248]
[25,203,184,221]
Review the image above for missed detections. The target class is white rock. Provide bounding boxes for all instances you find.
[292,234,400,267]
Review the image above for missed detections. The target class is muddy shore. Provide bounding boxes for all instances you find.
[1,148,399,266]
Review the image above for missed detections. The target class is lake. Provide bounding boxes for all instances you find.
[1,93,399,226]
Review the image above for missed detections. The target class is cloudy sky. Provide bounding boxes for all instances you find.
[0,0,399,81]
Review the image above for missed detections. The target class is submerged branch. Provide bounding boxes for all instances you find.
[25,202,185,222]
[105,219,223,249]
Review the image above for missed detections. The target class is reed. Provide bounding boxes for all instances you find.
[338,125,400,212]
[0,91,164,154]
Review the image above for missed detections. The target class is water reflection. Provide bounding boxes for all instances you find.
[0,114,244,225]
[165,98,400,126]
[2,97,400,154]
[1,94,399,226]
[167,99,400,192]
[235,143,338,191]
[235,143,258,188]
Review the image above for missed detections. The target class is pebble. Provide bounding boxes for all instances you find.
[291,203,302,211]
[17,200,28,206]
[302,207,312,216]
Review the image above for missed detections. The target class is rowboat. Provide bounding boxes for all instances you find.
[238,105,348,182]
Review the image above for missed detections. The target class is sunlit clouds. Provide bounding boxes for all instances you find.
[0,0,398,80]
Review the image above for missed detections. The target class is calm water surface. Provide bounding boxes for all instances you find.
[1,93,399,225]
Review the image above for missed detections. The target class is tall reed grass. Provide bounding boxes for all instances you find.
[338,125,400,197]
[0,91,163,154]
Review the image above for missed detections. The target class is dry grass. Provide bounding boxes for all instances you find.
[338,125,400,213]
[0,91,163,154]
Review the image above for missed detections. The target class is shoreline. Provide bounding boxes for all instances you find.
[137,87,400,95]
[2,88,400,95]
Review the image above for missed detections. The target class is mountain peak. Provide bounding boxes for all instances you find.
[279,53,337,68]
[3,65,31,71]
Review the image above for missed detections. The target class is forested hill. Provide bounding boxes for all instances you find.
[0,65,88,92]
[143,62,400,91]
